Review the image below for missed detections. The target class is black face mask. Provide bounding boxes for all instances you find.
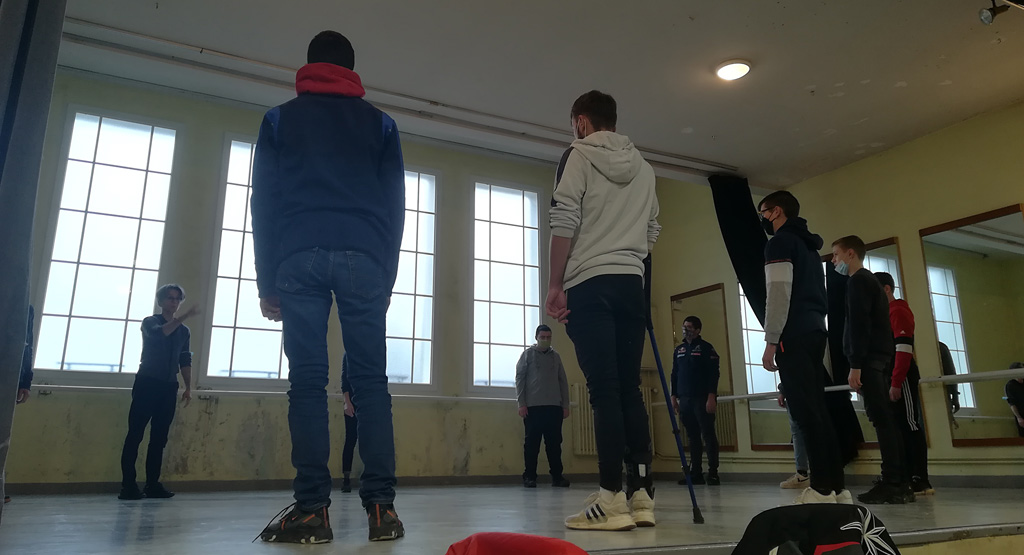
[760,215,776,236]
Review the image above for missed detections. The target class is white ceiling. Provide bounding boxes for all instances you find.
[924,212,1024,258]
[59,0,1024,187]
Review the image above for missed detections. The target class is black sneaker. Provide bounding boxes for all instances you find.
[118,483,144,500]
[551,476,571,488]
[688,471,706,485]
[143,482,175,499]
[857,483,908,505]
[523,477,537,488]
[258,504,332,544]
[707,472,721,486]
[911,477,935,496]
[367,504,405,542]
[341,478,352,493]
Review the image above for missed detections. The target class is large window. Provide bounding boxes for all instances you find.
[863,254,902,299]
[927,266,975,408]
[36,113,175,373]
[739,286,778,395]
[473,183,541,387]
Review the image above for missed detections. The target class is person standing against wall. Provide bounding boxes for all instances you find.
[1006,362,1024,437]
[670,316,721,486]
[119,285,197,501]
[515,325,571,489]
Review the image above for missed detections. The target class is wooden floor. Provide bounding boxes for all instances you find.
[1,482,1022,554]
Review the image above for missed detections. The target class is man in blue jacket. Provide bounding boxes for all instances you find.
[252,31,405,544]
[670,316,721,486]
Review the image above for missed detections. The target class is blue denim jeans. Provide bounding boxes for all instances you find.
[276,248,395,511]
[787,407,808,473]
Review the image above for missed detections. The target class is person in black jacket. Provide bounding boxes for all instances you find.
[831,235,912,505]
[759,191,848,504]
[670,316,721,486]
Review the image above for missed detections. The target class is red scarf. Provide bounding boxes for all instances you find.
[295,63,366,98]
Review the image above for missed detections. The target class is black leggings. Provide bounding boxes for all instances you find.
[120,376,178,486]
[342,413,358,473]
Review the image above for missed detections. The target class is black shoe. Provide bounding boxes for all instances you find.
[4,496,10,503]
[683,471,706,486]
[707,472,721,486]
[911,476,935,495]
[341,479,352,493]
[857,483,908,505]
[118,484,144,500]
[551,476,571,488]
[143,482,175,499]
[258,504,332,544]
[523,477,537,488]
[367,504,405,542]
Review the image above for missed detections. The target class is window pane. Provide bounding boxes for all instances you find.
[52,210,85,262]
[491,303,525,345]
[525,228,539,266]
[43,262,76,315]
[927,267,949,295]
[474,343,489,385]
[524,191,539,228]
[121,323,142,373]
[491,223,524,265]
[415,296,433,340]
[474,302,489,343]
[240,233,256,280]
[128,270,159,321]
[416,254,434,295]
[236,280,280,330]
[418,213,435,254]
[413,340,431,384]
[474,183,489,219]
[68,114,100,162]
[64,318,125,372]
[387,338,413,383]
[218,230,244,278]
[148,127,176,174]
[386,294,414,338]
[213,277,240,327]
[952,324,966,351]
[401,211,417,252]
[72,265,132,319]
[227,141,253,185]
[525,267,540,307]
[36,316,68,370]
[60,161,92,210]
[233,329,283,379]
[135,220,165,270]
[525,306,540,346]
[935,322,956,349]
[419,174,436,213]
[474,220,489,260]
[404,173,418,210]
[95,118,152,170]
[491,262,524,305]
[474,260,489,301]
[491,186,523,225]
[79,213,139,267]
[222,184,248,230]
[142,173,171,221]
[393,251,416,295]
[88,165,146,217]
[490,345,522,387]
[750,364,777,394]
[207,327,235,378]
[931,294,952,322]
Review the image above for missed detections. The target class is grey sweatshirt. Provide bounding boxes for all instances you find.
[549,131,661,290]
[515,345,570,409]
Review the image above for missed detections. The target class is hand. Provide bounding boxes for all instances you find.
[1017,416,1024,428]
[671,395,679,413]
[345,404,355,418]
[545,287,570,324]
[848,368,862,392]
[777,394,786,408]
[181,388,192,407]
[889,386,902,402]
[180,304,202,320]
[518,406,529,418]
[260,296,282,322]
[951,398,961,414]
[16,389,30,404]
[562,408,570,419]
[706,396,717,414]
[762,344,779,371]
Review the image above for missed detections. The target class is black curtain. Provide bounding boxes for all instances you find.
[709,175,767,326]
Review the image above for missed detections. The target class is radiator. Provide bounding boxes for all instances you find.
[571,383,657,456]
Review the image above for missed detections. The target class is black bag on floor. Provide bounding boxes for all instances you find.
[732,504,900,555]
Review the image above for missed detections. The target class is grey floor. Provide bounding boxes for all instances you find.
[1,482,1021,554]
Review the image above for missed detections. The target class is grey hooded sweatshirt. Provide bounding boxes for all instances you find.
[550,131,661,290]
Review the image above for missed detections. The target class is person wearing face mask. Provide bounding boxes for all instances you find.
[670,316,721,486]
[758,191,848,505]
[831,236,912,505]
[515,325,571,489]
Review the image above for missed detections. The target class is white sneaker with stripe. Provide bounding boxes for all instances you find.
[564,489,636,531]
[627,489,656,527]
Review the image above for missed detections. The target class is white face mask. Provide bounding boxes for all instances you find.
[834,260,850,276]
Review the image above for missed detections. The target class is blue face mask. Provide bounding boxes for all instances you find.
[834,260,850,276]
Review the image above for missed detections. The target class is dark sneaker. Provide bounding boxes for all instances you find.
[367,504,405,542]
[685,471,706,486]
[118,484,144,500]
[341,478,352,493]
[552,476,571,488]
[258,504,332,544]
[523,477,537,488]
[143,482,175,499]
[707,472,721,486]
[857,483,909,505]
[4,495,10,503]
[911,477,935,496]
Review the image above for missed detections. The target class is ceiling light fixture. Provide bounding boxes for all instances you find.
[716,60,751,81]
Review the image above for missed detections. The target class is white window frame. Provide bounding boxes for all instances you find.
[926,265,976,409]
[467,177,547,398]
[31,106,181,388]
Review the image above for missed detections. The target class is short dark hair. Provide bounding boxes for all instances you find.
[571,90,617,130]
[832,235,866,260]
[683,316,702,330]
[874,272,896,291]
[1010,361,1024,369]
[308,31,355,69]
[758,191,800,219]
[535,324,552,338]
[156,284,185,303]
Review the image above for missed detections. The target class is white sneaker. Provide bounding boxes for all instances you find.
[834,489,853,504]
[627,489,656,527]
[793,487,837,505]
[564,489,637,531]
[780,472,810,489]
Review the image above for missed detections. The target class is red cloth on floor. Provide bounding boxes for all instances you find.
[445,532,588,555]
